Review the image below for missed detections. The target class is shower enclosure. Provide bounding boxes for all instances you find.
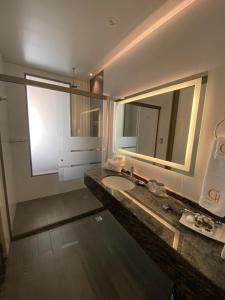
[0,73,110,240]
[25,74,108,181]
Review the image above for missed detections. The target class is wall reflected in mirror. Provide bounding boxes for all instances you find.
[122,86,194,164]
[71,95,103,137]
[115,77,207,173]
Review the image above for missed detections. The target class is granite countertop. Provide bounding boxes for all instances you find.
[84,168,225,300]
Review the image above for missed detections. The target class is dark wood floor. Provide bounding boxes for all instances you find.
[2,210,172,300]
[12,188,103,238]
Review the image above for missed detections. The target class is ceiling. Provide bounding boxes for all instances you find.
[104,0,225,97]
[0,0,166,79]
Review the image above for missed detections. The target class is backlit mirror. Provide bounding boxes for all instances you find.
[114,77,206,172]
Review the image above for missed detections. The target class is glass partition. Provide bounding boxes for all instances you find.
[71,95,103,137]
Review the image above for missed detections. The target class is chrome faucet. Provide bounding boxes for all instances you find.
[120,166,134,179]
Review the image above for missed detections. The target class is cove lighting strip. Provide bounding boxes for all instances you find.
[97,0,196,73]
[121,191,180,250]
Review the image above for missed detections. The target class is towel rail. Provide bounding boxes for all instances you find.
[8,139,27,143]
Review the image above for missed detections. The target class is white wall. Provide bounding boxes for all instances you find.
[115,104,137,152]
[104,0,225,97]
[172,87,193,164]
[4,62,89,202]
[140,94,173,160]
[0,55,17,254]
[137,107,158,156]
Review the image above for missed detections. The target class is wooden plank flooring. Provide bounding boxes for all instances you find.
[12,188,103,238]
[3,210,173,300]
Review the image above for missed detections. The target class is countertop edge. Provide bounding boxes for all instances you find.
[84,171,225,300]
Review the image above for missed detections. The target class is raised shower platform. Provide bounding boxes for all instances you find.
[12,188,104,240]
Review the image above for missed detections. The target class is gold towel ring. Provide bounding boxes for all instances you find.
[215,118,225,138]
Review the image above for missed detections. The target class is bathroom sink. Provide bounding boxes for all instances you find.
[102,176,135,191]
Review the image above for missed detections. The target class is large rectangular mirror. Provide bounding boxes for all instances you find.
[114,78,206,172]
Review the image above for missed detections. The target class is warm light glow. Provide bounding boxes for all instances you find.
[81,108,100,115]
[113,78,202,172]
[89,72,93,77]
[121,191,180,250]
[96,0,196,73]
[28,105,43,151]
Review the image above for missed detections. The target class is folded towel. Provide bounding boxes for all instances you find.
[104,164,121,173]
[104,161,122,173]
[199,137,225,217]
[113,154,126,163]
[214,136,225,160]
[104,155,125,173]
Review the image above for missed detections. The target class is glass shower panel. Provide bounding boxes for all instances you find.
[58,95,104,181]
[71,94,103,137]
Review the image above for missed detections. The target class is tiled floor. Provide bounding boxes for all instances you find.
[12,188,103,238]
[3,210,172,300]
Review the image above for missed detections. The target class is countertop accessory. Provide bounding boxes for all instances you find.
[148,180,168,198]
[130,166,134,178]
[162,204,171,211]
[136,179,146,186]
[156,182,169,198]
[221,245,225,260]
[179,210,225,243]
[162,203,182,215]
[147,179,158,193]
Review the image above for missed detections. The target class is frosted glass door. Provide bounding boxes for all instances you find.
[26,75,70,176]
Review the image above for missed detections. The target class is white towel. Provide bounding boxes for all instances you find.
[104,160,121,172]
[199,137,225,217]
[113,154,126,163]
[104,156,125,173]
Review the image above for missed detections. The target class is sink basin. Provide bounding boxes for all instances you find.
[102,176,135,191]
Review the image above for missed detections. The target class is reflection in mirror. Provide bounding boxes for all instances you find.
[115,77,206,172]
[122,86,194,164]
[71,95,103,137]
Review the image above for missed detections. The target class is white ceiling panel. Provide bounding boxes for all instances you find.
[0,0,166,78]
[104,0,225,96]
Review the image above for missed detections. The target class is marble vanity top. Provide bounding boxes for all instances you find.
[84,168,225,300]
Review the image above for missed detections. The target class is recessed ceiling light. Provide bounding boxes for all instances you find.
[89,72,93,77]
[107,17,118,27]
[72,67,78,74]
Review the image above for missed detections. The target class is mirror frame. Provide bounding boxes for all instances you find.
[113,78,202,172]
